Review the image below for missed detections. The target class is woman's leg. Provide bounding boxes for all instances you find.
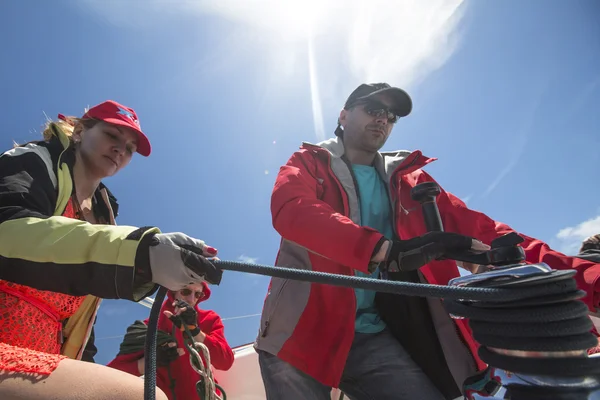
[0,358,168,400]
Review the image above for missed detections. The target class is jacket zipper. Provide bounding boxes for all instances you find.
[261,279,289,337]
[388,154,479,364]
[387,152,421,239]
[341,155,363,226]
[324,152,357,311]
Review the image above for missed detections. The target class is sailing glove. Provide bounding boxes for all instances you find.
[156,340,181,367]
[168,299,201,336]
[385,231,488,272]
[141,232,223,290]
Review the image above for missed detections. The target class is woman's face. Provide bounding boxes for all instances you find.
[75,121,138,179]
[174,283,205,307]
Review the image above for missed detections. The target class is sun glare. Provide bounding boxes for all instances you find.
[205,0,342,41]
[266,0,334,39]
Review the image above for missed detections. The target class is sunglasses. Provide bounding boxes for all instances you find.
[352,100,400,124]
[179,288,205,300]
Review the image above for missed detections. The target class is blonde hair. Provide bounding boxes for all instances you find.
[13,116,99,149]
[41,116,99,142]
[42,118,77,141]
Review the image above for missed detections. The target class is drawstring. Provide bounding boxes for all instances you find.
[99,188,117,225]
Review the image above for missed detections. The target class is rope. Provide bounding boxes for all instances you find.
[210,261,600,380]
[143,287,227,400]
[141,260,600,399]
[144,286,167,400]
[442,271,599,378]
[180,324,226,400]
[211,260,576,302]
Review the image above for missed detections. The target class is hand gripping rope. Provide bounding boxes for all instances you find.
[144,182,600,400]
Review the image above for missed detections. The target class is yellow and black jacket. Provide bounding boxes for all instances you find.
[0,124,159,360]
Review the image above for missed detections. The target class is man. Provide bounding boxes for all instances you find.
[108,282,234,400]
[578,234,600,263]
[254,83,600,400]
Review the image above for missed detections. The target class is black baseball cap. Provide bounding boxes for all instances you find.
[344,83,412,117]
[334,83,412,137]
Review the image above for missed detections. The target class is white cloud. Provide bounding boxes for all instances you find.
[238,254,259,264]
[78,0,467,141]
[554,215,600,255]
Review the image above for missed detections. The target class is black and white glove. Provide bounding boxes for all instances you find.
[140,232,223,290]
[385,232,489,272]
[156,340,181,367]
[168,299,201,336]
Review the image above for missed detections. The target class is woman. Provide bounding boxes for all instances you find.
[108,282,234,400]
[0,100,222,400]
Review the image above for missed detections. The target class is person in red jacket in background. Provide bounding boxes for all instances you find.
[108,282,234,400]
[254,82,600,400]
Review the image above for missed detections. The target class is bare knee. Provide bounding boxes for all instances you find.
[0,359,169,400]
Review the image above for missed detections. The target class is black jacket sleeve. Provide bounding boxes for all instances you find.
[0,145,158,301]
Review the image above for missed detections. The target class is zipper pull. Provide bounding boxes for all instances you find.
[261,321,270,337]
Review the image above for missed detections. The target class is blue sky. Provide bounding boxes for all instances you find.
[1,0,598,365]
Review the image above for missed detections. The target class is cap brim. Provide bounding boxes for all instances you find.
[103,118,151,157]
[358,87,413,117]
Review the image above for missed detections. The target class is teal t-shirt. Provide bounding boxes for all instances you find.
[352,164,394,333]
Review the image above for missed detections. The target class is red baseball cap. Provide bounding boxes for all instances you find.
[82,100,151,157]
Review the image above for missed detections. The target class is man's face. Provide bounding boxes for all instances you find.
[338,94,399,153]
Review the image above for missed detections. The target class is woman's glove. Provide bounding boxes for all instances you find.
[137,232,222,290]
[166,299,201,336]
[156,340,182,367]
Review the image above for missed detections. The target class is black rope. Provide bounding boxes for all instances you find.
[144,287,228,400]
[211,260,576,301]
[443,271,599,378]
[142,260,600,399]
[144,286,167,400]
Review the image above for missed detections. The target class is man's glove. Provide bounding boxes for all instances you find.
[385,231,488,272]
[168,299,201,336]
[156,340,181,367]
[141,232,223,291]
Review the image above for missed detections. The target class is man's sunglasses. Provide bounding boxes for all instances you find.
[179,288,205,300]
[351,100,400,124]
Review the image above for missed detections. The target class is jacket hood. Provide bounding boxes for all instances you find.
[302,136,437,181]
[578,249,600,264]
[165,281,211,311]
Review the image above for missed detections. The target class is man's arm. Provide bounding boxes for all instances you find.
[271,149,385,273]
[417,171,600,310]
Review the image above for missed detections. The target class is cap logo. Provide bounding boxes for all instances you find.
[117,106,140,127]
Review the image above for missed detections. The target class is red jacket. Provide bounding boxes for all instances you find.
[108,283,234,400]
[254,138,600,388]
